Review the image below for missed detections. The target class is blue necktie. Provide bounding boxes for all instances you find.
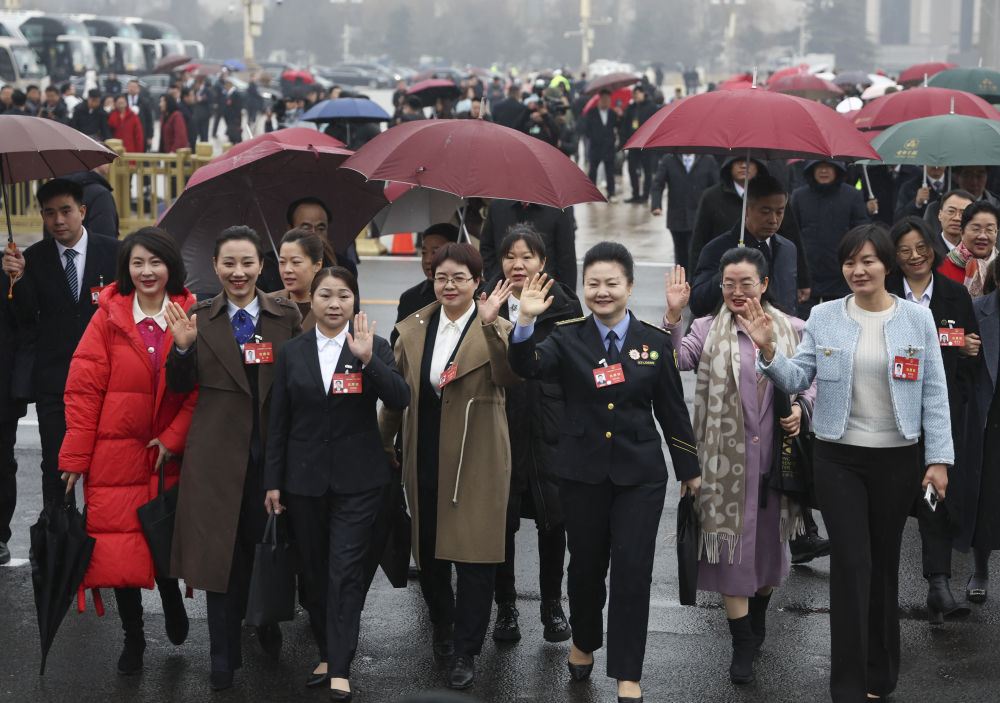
[232,309,254,344]
[606,330,620,365]
[64,249,79,302]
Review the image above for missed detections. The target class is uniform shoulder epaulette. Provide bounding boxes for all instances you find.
[191,299,213,312]
[641,319,669,333]
[555,316,586,326]
[272,296,297,309]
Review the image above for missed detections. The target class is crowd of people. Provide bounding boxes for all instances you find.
[2,62,1000,703]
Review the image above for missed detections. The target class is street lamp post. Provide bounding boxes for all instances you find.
[564,0,611,74]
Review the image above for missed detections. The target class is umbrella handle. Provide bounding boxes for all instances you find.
[6,242,17,299]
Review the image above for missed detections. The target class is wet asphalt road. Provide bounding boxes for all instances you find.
[2,206,999,702]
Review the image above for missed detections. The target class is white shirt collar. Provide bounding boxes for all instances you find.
[315,324,347,351]
[55,227,88,259]
[227,296,260,323]
[132,294,170,330]
[437,302,476,337]
[734,182,745,198]
[941,231,958,251]
[902,276,934,308]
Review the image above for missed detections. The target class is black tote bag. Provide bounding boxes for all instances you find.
[676,491,700,606]
[245,512,297,627]
[136,468,179,578]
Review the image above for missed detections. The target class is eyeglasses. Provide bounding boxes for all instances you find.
[896,243,929,259]
[967,224,998,236]
[720,280,763,293]
[433,274,473,286]
[941,207,965,217]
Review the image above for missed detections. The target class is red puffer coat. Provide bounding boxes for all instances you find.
[60,283,198,590]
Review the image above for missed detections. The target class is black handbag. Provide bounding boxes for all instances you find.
[676,492,700,606]
[245,512,297,627]
[135,467,179,578]
[766,394,817,509]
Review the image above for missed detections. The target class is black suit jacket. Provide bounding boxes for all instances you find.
[11,232,119,396]
[508,313,699,486]
[392,278,436,347]
[479,200,577,287]
[583,108,620,159]
[264,327,410,496]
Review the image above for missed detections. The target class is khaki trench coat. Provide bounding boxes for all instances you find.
[379,302,520,566]
[166,291,301,593]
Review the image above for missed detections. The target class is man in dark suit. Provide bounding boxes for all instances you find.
[479,200,577,287]
[490,84,528,130]
[650,153,720,270]
[221,79,244,144]
[0,268,28,564]
[70,89,111,142]
[894,165,946,222]
[583,90,622,200]
[125,80,154,152]
[2,179,119,506]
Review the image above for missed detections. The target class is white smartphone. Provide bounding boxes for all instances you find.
[924,483,938,512]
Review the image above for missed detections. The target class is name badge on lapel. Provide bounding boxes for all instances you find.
[244,342,273,364]
[593,363,625,388]
[89,275,105,305]
[892,356,918,380]
[937,324,964,347]
[331,373,362,394]
[438,363,458,389]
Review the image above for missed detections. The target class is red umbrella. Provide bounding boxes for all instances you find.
[767,73,843,101]
[341,119,605,211]
[158,130,385,296]
[406,78,461,103]
[767,64,809,83]
[582,87,633,114]
[584,72,642,95]
[717,74,753,91]
[898,62,957,87]
[186,63,224,78]
[152,54,191,74]
[281,69,315,84]
[852,86,1000,131]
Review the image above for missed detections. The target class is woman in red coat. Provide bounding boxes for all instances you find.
[60,227,198,675]
[159,94,190,153]
[107,94,144,153]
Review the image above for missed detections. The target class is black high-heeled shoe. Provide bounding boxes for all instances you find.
[306,665,330,688]
[966,573,988,604]
[567,660,593,681]
[927,574,971,624]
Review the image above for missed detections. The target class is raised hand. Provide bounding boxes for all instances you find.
[736,297,776,360]
[664,266,689,324]
[517,273,555,325]
[165,301,197,351]
[477,278,513,325]
[345,311,375,365]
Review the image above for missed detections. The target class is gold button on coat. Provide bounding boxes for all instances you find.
[605,431,612,438]
[607,403,614,410]
[824,349,831,356]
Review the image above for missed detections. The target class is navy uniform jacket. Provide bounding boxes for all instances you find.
[264,326,410,497]
[508,312,700,486]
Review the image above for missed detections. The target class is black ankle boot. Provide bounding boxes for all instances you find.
[927,573,971,624]
[540,599,571,642]
[727,615,756,684]
[160,583,189,646]
[117,632,146,675]
[748,592,771,652]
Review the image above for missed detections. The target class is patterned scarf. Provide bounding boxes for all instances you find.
[692,304,803,564]
[947,241,996,298]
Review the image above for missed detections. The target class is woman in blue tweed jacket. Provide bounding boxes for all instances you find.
[740,224,952,703]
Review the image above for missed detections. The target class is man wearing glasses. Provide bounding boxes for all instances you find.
[934,190,975,255]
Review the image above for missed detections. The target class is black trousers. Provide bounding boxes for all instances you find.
[416,482,496,658]
[114,573,183,635]
[286,486,382,678]
[916,495,953,578]
[813,440,922,702]
[495,487,566,604]
[626,150,655,200]
[671,229,692,272]
[560,477,666,682]
[588,152,617,197]
[0,419,18,543]
[206,462,268,673]
[36,393,72,506]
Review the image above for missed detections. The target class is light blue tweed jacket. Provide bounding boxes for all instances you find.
[757,295,954,466]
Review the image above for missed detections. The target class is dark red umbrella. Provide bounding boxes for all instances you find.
[281,69,315,84]
[582,87,633,114]
[852,86,1000,131]
[898,62,957,87]
[717,74,753,91]
[584,72,642,95]
[767,74,843,101]
[152,53,191,74]
[341,119,605,210]
[767,64,809,83]
[406,78,461,103]
[158,130,385,296]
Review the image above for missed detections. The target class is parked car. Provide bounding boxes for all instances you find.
[320,62,394,89]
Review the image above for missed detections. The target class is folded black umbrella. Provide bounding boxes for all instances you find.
[767,394,817,509]
[29,496,96,675]
[676,492,699,606]
[245,512,297,627]
[136,468,179,578]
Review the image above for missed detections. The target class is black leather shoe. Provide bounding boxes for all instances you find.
[161,587,189,646]
[116,634,146,675]
[447,654,475,689]
[329,686,353,701]
[210,669,234,691]
[492,600,521,642]
[790,531,831,564]
[567,660,593,681]
[927,574,971,624]
[306,668,330,688]
[541,599,571,642]
[432,622,454,657]
[618,697,643,702]
[0,541,10,565]
[257,623,282,658]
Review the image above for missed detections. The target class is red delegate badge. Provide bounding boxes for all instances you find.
[937,328,965,347]
[593,363,625,388]
[892,356,919,381]
[331,372,363,394]
[89,286,103,304]
[438,363,458,389]
[243,342,274,364]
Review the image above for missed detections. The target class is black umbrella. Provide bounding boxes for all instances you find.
[29,496,96,675]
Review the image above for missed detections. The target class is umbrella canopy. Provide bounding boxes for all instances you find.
[584,72,642,95]
[158,130,385,296]
[186,63,224,78]
[853,86,1000,131]
[406,78,461,102]
[373,182,464,235]
[224,58,247,71]
[767,73,843,101]
[341,119,606,210]
[767,64,809,83]
[832,70,871,87]
[624,85,881,162]
[301,97,392,123]
[927,67,1000,103]
[582,86,633,114]
[0,115,118,183]
[898,61,958,87]
[281,69,315,84]
[860,83,902,100]
[717,74,753,91]
[29,498,96,675]
[152,53,190,74]
[870,114,1000,166]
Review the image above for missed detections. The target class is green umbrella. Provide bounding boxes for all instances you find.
[927,67,1000,103]
[870,114,1000,166]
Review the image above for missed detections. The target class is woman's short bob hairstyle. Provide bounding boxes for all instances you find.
[431,242,483,280]
[310,265,361,314]
[583,241,634,283]
[498,223,547,261]
[214,225,263,260]
[116,227,187,296]
[888,216,943,269]
[837,223,895,274]
[714,247,781,313]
